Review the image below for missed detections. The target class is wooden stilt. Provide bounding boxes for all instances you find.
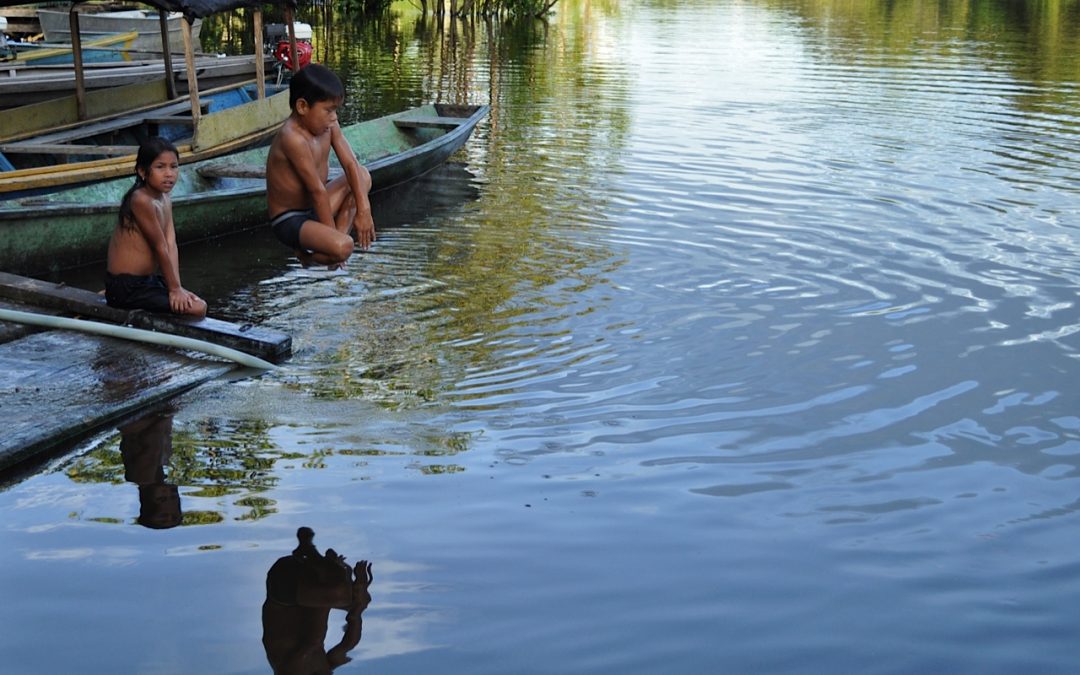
[68,8,86,120]
[253,9,265,99]
[159,12,177,99]
[284,6,300,72]
[181,17,201,127]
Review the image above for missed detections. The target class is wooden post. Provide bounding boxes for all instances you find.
[253,8,265,99]
[181,17,201,129]
[159,12,177,99]
[284,5,300,73]
[68,8,86,119]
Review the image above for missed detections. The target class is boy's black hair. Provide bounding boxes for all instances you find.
[289,63,345,110]
[118,136,179,230]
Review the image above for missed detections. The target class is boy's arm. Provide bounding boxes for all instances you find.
[330,125,375,247]
[282,130,335,227]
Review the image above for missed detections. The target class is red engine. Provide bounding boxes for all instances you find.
[274,39,312,70]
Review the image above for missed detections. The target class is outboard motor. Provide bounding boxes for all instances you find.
[266,21,313,71]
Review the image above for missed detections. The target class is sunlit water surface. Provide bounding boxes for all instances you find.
[4,1,1080,672]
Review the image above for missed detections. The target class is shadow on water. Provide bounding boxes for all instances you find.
[262,527,374,675]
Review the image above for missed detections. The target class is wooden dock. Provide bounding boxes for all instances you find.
[0,272,291,472]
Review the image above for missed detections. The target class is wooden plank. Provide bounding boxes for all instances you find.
[393,116,467,129]
[17,99,204,145]
[0,329,231,471]
[0,79,170,143]
[192,89,288,152]
[0,143,141,156]
[0,272,292,363]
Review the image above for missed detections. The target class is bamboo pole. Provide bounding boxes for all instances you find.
[253,8,265,99]
[68,8,86,119]
[159,12,177,99]
[181,17,201,129]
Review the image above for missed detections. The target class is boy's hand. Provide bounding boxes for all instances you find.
[353,209,376,250]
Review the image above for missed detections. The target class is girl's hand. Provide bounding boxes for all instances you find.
[169,288,190,313]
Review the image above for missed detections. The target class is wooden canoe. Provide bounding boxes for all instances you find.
[0,53,275,108]
[6,31,141,66]
[0,103,489,275]
[36,8,202,54]
[0,78,290,198]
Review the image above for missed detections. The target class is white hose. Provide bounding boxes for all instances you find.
[0,308,279,370]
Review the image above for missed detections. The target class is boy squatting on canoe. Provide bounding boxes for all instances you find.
[266,63,375,269]
[105,136,207,318]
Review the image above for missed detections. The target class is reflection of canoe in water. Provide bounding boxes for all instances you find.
[0,103,489,275]
[36,8,202,54]
[0,79,291,198]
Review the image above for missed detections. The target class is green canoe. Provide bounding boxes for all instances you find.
[0,103,489,275]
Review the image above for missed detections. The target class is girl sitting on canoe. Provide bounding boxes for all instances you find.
[105,136,206,317]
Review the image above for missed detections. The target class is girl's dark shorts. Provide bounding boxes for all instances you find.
[104,273,171,313]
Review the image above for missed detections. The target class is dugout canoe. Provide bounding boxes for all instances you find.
[36,8,201,55]
[0,78,290,198]
[0,0,289,195]
[0,53,276,109]
[6,31,141,66]
[0,103,489,275]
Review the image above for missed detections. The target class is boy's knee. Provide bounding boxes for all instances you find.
[333,238,354,262]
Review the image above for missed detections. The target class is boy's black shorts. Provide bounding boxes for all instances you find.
[270,209,315,250]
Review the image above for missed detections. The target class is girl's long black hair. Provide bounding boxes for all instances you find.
[117,136,179,230]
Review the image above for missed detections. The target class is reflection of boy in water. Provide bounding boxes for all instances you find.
[119,412,181,529]
[263,527,374,674]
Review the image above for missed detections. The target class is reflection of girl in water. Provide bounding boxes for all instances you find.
[119,412,181,529]
[262,527,373,674]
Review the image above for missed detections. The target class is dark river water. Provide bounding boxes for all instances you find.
[4,0,1080,672]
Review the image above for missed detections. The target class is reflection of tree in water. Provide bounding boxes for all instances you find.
[758,0,1080,91]
[66,415,283,525]
[64,410,475,520]
[275,1,633,410]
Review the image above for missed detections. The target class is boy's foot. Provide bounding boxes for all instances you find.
[296,249,316,268]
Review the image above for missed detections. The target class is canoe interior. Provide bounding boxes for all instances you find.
[7,31,140,65]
